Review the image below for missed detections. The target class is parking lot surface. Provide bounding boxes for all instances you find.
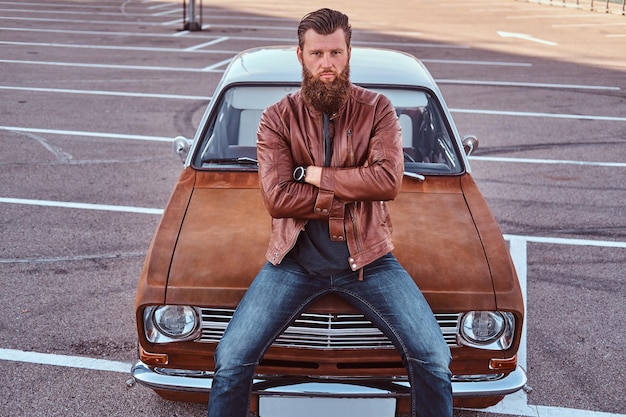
[1,1,625,416]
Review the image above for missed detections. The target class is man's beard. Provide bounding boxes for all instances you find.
[301,64,351,115]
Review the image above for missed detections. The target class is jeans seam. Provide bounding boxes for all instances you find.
[254,288,331,363]
[334,288,411,355]
[333,288,420,415]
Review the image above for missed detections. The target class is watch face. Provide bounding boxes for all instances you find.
[293,166,305,182]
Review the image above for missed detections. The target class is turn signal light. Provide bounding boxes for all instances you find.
[139,346,169,365]
[489,355,517,371]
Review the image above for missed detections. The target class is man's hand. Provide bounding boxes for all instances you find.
[304,165,322,188]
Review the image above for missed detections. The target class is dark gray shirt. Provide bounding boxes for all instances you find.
[286,220,350,277]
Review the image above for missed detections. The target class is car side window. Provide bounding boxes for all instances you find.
[196,86,298,167]
[373,88,462,175]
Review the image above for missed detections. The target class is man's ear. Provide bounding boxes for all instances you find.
[296,46,303,65]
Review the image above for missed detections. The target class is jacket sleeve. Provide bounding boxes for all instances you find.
[257,94,404,220]
[257,102,333,220]
[321,95,404,203]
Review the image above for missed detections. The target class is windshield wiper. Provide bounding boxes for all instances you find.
[203,157,258,165]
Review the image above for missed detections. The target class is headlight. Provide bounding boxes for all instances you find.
[458,311,515,350]
[144,305,201,343]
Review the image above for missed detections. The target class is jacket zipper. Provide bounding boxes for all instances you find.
[345,128,364,279]
[346,128,354,167]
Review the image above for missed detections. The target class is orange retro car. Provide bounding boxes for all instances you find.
[132,46,526,414]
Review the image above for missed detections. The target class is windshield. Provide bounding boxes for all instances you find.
[194,85,463,175]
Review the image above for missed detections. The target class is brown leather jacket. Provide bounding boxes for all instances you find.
[256,84,404,275]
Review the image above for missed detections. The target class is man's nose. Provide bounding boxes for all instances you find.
[321,53,332,67]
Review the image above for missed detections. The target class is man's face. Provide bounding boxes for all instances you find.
[297,29,352,114]
[297,28,351,82]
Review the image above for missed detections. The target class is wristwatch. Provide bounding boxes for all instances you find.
[293,166,306,182]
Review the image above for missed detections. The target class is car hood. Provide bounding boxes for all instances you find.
[162,172,500,312]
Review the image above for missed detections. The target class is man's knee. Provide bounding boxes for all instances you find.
[214,343,259,374]
[406,348,452,376]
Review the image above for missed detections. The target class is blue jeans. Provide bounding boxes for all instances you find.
[207,254,452,417]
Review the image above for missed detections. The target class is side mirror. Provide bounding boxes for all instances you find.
[172,136,192,163]
[462,135,479,157]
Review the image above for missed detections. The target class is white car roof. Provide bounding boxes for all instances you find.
[217,46,441,92]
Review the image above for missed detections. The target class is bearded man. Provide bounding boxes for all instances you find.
[206,8,453,417]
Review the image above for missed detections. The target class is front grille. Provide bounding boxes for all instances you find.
[198,308,459,349]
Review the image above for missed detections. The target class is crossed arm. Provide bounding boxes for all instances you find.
[256,99,404,220]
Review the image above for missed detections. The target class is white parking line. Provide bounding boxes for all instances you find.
[0,252,145,264]
[150,7,180,17]
[0,15,167,27]
[184,36,231,51]
[0,85,212,100]
[0,1,117,10]
[0,40,239,54]
[505,234,626,249]
[5,125,626,168]
[0,40,526,67]
[484,390,625,417]
[497,31,557,46]
[0,348,131,374]
[0,6,164,18]
[161,17,186,26]
[5,84,624,107]
[202,58,234,71]
[0,197,163,214]
[452,108,626,121]
[0,26,468,49]
[553,22,626,28]
[0,58,223,72]
[422,59,531,67]
[148,2,176,12]
[0,14,298,31]
[481,237,626,417]
[470,156,626,168]
[440,79,620,91]
[0,25,219,38]
[506,13,595,19]
[0,126,173,142]
[2,53,620,85]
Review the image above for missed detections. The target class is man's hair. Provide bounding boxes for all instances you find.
[297,8,352,49]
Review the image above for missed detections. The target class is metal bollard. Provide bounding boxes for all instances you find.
[182,0,202,31]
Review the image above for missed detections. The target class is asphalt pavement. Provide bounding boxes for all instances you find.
[0,1,625,416]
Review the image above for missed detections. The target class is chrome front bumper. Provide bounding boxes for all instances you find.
[131,361,527,399]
